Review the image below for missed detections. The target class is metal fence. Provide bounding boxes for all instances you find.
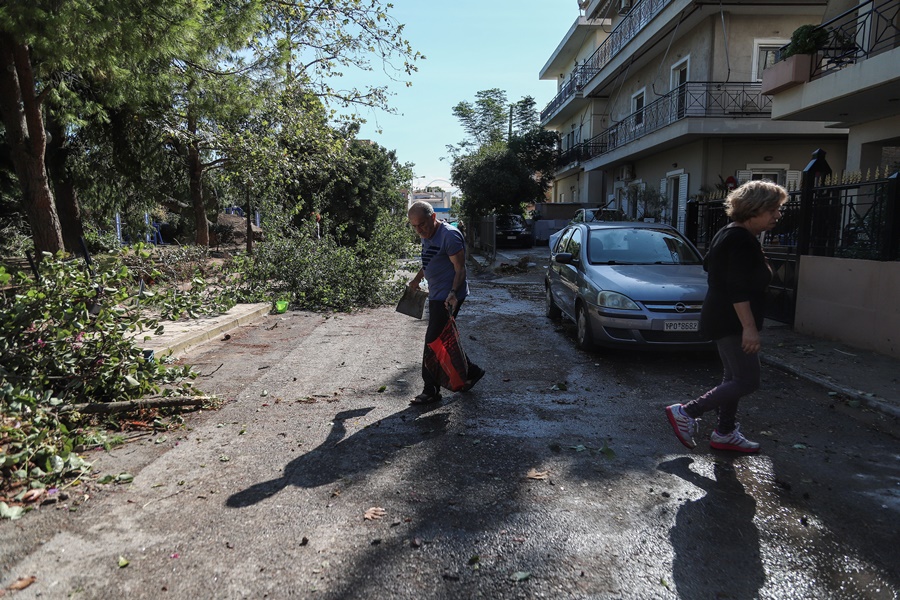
[686,150,900,323]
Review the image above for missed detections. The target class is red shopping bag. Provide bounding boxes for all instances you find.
[424,317,469,392]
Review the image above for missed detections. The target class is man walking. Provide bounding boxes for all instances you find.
[406,201,485,404]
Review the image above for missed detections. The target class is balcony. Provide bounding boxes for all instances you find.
[556,82,771,169]
[765,0,900,124]
[772,0,900,81]
[540,0,675,123]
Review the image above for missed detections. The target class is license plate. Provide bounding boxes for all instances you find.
[664,320,699,331]
[507,236,517,240]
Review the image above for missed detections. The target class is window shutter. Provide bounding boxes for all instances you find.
[678,174,689,233]
[736,170,752,184]
[786,170,801,191]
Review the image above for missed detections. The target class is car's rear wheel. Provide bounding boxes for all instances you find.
[545,286,562,320]
[576,303,595,351]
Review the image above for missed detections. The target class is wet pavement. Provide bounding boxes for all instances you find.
[1,249,898,599]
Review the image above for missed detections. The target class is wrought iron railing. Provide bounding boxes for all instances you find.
[775,0,900,79]
[556,82,770,168]
[540,0,674,122]
[688,170,900,261]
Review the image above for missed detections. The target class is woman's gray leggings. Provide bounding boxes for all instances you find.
[683,333,760,434]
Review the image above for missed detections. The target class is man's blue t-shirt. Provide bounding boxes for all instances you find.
[422,222,468,302]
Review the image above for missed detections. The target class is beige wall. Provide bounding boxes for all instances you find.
[795,256,900,358]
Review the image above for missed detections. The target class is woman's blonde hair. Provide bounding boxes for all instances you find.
[725,180,788,223]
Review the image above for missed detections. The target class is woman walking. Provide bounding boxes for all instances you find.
[666,180,788,453]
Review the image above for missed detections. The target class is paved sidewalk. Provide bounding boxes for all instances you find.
[761,320,900,419]
[140,302,271,358]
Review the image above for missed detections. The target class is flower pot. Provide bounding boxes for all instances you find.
[761,54,813,95]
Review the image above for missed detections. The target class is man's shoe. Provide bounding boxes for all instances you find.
[460,367,485,392]
[665,404,699,449]
[710,425,760,453]
[410,390,441,405]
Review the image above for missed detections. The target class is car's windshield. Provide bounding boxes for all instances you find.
[587,228,702,265]
[496,215,525,228]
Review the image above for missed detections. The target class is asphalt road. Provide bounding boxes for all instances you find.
[2,258,899,599]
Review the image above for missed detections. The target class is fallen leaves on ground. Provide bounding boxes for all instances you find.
[364,507,386,520]
[526,469,550,480]
[6,576,36,591]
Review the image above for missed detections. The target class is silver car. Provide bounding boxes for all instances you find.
[545,222,712,350]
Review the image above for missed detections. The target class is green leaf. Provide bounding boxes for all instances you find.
[0,502,25,520]
[118,556,130,568]
[510,571,531,582]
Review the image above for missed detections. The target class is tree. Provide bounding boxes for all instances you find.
[0,1,204,254]
[319,140,413,246]
[449,90,557,223]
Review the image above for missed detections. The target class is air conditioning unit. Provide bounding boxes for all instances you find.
[618,0,632,15]
[618,164,634,181]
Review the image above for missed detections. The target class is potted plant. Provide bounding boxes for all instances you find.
[761,24,826,95]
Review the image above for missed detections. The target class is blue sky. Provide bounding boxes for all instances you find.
[342,0,577,190]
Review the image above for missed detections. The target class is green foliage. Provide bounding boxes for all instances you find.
[235,210,411,311]
[783,24,829,58]
[0,255,198,500]
[449,89,557,224]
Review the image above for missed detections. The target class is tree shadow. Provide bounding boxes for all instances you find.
[657,456,765,599]
[226,404,449,508]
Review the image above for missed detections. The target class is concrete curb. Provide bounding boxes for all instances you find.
[761,355,900,419]
[143,302,272,358]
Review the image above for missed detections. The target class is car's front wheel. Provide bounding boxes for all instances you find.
[545,285,562,319]
[576,303,595,351]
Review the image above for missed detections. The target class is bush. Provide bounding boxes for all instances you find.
[0,255,197,507]
[783,24,829,58]
[236,209,411,311]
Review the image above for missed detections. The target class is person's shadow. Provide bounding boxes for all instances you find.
[227,405,448,508]
[657,457,765,599]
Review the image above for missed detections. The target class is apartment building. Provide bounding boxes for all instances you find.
[762,0,900,173]
[539,0,849,232]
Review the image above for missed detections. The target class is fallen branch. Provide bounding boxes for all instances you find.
[60,396,214,414]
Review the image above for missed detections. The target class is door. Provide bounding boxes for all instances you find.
[559,227,584,319]
[673,62,688,118]
[549,228,575,315]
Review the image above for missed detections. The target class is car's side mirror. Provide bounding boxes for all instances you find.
[554,252,574,264]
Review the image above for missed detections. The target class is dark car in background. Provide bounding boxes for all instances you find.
[496,214,533,248]
[545,222,712,351]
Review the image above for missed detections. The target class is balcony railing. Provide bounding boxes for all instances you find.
[556,82,770,168]
[540,0,674,122]
[775,0,900,79]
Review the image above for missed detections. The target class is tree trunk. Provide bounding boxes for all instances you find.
[46,113,85,254]
[0,33,64,255]
[245,188,253,254]
[188,141,209,246]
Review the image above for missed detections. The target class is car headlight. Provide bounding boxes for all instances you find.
[597,291,641,310]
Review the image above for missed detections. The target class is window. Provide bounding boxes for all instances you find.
[753,39,789,81]
[632,89,645,126]
[671,58,689,118]
[566,227,583,257]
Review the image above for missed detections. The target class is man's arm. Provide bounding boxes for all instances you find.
[445,250,466,312]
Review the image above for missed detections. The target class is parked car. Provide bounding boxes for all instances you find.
[548,207,627,250]
[545,222,712,351]
[495,214,533,248]
[572,207,627,223]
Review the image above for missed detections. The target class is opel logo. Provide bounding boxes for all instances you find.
[675,302,687,313]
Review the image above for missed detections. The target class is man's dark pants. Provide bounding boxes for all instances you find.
[421,299,480,394]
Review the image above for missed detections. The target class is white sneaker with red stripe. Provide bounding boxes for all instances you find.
[665,404,699,449]
[709,424,760,453]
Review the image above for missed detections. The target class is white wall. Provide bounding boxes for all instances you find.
[795,256,900,359]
